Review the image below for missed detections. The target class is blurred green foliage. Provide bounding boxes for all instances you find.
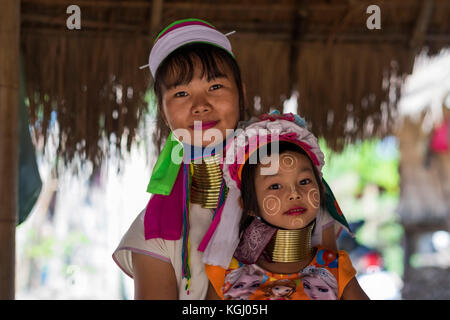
[319,137,404,276]
[320,137,399,197]
[25,229,56,259]
[24,228,90,263]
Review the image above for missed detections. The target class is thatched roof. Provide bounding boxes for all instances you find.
[21,0,450,168]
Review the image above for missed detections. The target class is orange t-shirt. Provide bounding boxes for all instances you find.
[206,246,356,300]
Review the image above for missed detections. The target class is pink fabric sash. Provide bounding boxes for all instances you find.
[144,166,184,241]
[143,162,224,251]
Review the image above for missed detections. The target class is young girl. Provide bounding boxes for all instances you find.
[112,18,246,299]
[205,113,369,300]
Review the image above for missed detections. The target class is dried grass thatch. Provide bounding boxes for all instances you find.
[22,32,150,169]
[20,0,450,169]
[295,42,411,149]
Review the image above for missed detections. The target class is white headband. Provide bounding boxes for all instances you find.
[141,24,234,78]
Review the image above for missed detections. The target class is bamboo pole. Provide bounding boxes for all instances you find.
[287,1,302,93]
[149,0,164,40]
[407,0,434,73]
[0,0,20,300]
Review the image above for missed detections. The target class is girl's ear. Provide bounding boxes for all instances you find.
[243,83,248,112]
[159,107,170,129]
[157,98,170,128]
[247,210,257,217]
[238,196,256,217]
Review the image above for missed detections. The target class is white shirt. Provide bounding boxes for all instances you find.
[113,203,213,300]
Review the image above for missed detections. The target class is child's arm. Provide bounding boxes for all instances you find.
[132,252,178,299]
[340,277,370,300]
[206,281,222,300]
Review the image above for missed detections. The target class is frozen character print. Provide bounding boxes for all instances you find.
[301,266,338,300]
[223,265,264,300]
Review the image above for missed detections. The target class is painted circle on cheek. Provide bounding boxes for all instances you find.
[279,154,297,171]
[307,188,320,209]
[262,195,281,216]
[291,217,304,228]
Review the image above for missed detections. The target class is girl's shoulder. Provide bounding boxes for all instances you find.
[113,209,177,278]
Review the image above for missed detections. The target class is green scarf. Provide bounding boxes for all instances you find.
[146,132,183,195]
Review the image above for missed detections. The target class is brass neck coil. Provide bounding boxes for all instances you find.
[190,154,226,209]
[265,221,315,263]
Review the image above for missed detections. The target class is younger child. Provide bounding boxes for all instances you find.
[206,113,369,300]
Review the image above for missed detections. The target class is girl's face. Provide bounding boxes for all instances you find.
[161,58,240,147]
[254,151,320,230]
[302,276,337,300]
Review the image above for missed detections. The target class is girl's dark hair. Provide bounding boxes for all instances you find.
[239,141,325,233]
[154,42,246,124]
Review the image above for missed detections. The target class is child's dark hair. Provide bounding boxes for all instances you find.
[154,42,246,124]
[239,141,325,233]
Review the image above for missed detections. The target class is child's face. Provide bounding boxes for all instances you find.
[161,58,240,147]
[254,151,320,230]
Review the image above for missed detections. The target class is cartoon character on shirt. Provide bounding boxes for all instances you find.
[223,265,264,300]
[301,266,338,300]
[262,279,297,300]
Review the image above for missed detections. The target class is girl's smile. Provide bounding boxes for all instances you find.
[283,206,307,216]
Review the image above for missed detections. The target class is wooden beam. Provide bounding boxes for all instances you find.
[407,0,434,74]
[22,0,152,9]
[288,0,304,93]
[0,0,20,300]
[21,13,140,32]
[21,25,450,43]
[149,0,164,41]
[409,0,434,49]
[21,0,450,10]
